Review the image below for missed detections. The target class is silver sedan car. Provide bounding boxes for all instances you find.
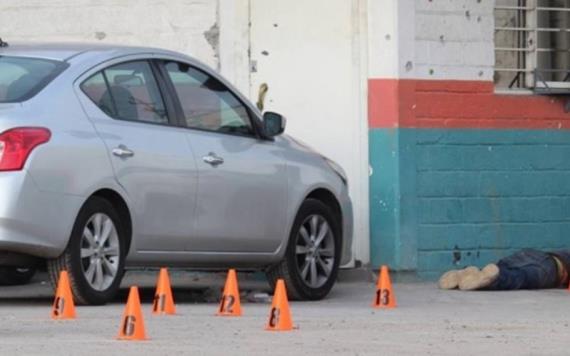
[0,42,352,304]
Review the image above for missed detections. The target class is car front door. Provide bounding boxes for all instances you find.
[78,59,198,253]
[160,60,288,253]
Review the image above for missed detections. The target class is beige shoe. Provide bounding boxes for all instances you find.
[438,266,479,289]
[458,263,500,291]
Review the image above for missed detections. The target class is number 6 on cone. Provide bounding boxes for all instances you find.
[117,286,147,341]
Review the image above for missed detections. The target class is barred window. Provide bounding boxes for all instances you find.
[494,0,570,92]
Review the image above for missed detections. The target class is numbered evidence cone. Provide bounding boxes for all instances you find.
[152,268,176,315]
[51,270,76,320]
[217,269,242,316]
[265,279,293,331]
[372,265,397,309]
[117,286,147,341]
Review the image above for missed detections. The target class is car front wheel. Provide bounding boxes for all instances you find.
[266,198,341,300]
[47,197,126,305]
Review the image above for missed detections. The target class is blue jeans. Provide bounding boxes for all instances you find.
[488,249,559,290]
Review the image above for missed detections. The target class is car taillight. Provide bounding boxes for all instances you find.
[0,127,51,171]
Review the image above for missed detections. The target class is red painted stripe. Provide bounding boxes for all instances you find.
[369,79,570,129]
[368,79,416,129]
[368,79,397,128]
[415,80,493,94]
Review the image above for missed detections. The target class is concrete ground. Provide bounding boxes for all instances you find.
[1,271,570,355]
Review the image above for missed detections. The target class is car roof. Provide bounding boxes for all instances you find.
[0,42,183,62]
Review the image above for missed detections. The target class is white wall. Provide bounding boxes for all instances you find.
[218,0,250,95]
[367,0,416,79]
[367,0,494,82]
[414,0,495,81]
[0,0,219,69]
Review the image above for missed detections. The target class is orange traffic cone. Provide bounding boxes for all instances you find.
[372,265,396,309]
[152,268,176,315]
[117,286,147,341]
[217,269,242,316]
[265,279,293,331]
[51,270,76,320]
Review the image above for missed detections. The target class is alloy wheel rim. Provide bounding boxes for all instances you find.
[80,213,120,291]
[295,214,335,288]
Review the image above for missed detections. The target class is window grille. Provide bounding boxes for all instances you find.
[494,0,570,93]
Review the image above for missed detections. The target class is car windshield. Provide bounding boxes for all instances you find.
[0,56,67,103]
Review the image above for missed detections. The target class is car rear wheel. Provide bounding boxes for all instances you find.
[47,197,126,305]
[0,267,36,286]
[266,198,341,300]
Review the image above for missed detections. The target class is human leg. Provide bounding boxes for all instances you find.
[487,249,558,290]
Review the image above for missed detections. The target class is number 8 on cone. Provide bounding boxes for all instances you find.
[266,279,293,331]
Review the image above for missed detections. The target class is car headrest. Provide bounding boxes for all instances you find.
[114,75,143,86]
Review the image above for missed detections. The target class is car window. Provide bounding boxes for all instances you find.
[0,56,67,103]
[163,61,254,136]
[81,61,168,124]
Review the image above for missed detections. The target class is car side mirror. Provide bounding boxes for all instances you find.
[263,111,286,137]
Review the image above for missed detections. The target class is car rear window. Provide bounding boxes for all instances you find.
[0,56,67,103]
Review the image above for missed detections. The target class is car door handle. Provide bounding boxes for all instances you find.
[202,152,224,166]
[112,145,135,158]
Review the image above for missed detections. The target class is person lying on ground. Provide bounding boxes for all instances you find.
[438,249,570,291]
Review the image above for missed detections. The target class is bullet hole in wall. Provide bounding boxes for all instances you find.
[204,22,220,54]
[94,32,106,40]
[453,246,461,265]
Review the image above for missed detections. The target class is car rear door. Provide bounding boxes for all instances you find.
[159,59,288,254]
[77,59,198,253]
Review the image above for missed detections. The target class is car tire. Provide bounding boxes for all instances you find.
[47,197,126,305]
[266,198,341,300]
[0,267,36,286]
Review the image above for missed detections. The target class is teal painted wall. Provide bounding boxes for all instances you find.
[369,129,417,271]
[369,128,570,279]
